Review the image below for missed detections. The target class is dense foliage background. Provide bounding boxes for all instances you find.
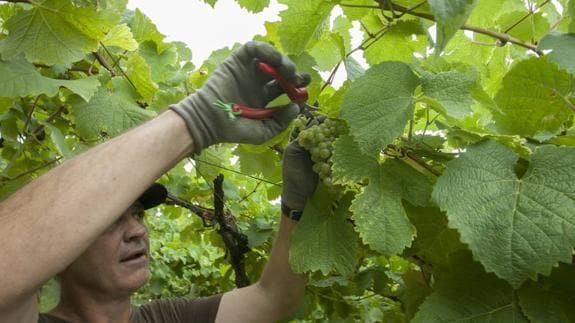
[1,0,575,321]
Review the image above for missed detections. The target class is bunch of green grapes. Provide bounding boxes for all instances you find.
[292,116,346,190]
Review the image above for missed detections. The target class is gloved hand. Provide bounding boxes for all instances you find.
[170,41,310,153]
[281,123,319,220]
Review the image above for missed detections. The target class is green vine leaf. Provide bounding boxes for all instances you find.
[493,57,574,139]
[428,0,478,53]
[126,52,158,102]
[351,159,432,256]
[309,32,345,71]
[331,134,378,185]
[343,56,365,81]
[102,23,139,51]
[277,0,336,55]
[404,203,465,269]
[518,264,575,322]
[363,20,427,65]
[412,251,528,322]
[129,8,169,53]
[498,11,550,41]
[0,58,100,101]
[538,32,575,75]
[433,140,575,288]
[421,70,476,119]
[0,0,121,65]
[72,86,155,139]
[289,189,360,275]
[340,61,419,155]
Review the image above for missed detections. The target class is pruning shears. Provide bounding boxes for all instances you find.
[213,62,316,120]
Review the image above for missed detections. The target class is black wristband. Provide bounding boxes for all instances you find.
[281,203,303,221]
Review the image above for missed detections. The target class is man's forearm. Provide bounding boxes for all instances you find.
[257,215,306,311]
[215,215,306,323]
[0,111,193,309]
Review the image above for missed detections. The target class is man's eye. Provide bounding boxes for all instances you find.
[135,211,146,221]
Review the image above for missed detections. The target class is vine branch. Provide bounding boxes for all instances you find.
[503,0,551,34]
[213,175,251,288]
[339,1,542,53]
[93,51,117,77]
[165,193,216,225]
[100,44,141,97]
[0,156,62,183]
[31,105,67,139]
[34,63,99,76]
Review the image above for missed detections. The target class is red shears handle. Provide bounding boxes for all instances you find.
[258,62,308,105]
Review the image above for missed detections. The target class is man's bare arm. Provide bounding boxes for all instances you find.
[216,126,318,323]
[216,216,305,323]
[0,111,193,312]
[0,41,302,319]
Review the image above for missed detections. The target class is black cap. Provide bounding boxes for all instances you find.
[137,183,168,210]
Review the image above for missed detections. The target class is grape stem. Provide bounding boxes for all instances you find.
[384,144,442,177]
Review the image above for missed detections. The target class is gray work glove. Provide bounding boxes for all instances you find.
[281,125,319,220]
[170,41,310,153]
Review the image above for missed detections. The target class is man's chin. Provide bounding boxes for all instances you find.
[117,266,150,293]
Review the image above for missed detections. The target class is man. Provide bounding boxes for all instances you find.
[0,41,318,322]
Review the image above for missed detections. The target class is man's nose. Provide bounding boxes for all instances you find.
[123,215,148,242]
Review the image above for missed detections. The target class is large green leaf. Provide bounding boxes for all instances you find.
[340,61,419,155]
[234,144,281,183]
[129,9,169,53]
[421,70,476,119]
[412,251,528,322]
[331,134,379,185]
[277,0,336,55]
[404,203,464,269]
[538,32,575,75]
[493,57,574,139]
[433,140,575,288]
[364,20,427,65]
[428,0,478,53]
[0,58,99,101]
[102,23,139,51]
[0,0,121,65]
[309,32,344,72]
[351,159,432,256]
[126,53,158,102]
[72,86,155,139]
[518,264,575,322]
[289,190,359,275]
[138,41,179,84]
[498,11,550,41]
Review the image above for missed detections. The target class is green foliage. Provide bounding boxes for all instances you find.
[428,0,478,53]
[413,251,528,322]
[433,141,575,288]
[538,32,575,74]
[1,0,573,320]
[290,188,359,275]
[493,57,574,139]
[277,0,337,55]
[340,61,420,155]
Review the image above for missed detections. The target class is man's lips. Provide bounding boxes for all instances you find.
[120,247,148,263]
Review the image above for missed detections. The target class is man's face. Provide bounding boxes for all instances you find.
[60,203,151,297]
